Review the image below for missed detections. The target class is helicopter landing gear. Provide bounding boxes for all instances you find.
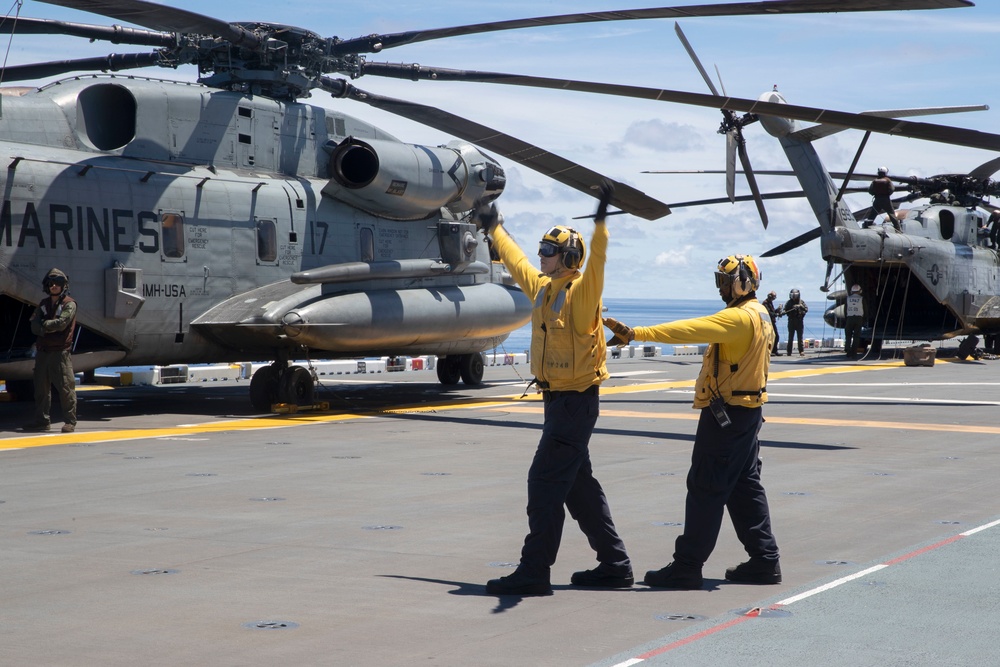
[249,363,315,411]
[436,356,462,385]
[436,353,484,386]
[249,364,280,411]
[459,353,485,386]
[280,365,315,405]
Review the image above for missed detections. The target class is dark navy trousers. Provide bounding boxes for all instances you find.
[674,405,779,568]
[518,387,630,577]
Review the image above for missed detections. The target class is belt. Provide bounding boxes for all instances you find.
[545,385,599,397]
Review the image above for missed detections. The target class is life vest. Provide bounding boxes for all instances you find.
[529,279,609,392]
[693,300,772,409]
[37,295,76,352]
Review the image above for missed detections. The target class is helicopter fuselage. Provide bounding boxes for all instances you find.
[0,75,530,383]
[759,89,1000,343]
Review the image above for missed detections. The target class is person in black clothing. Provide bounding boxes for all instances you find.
[863,167,900,231]
[784,289,808,357]
[989,209,1000,249]
[762,291,782,356]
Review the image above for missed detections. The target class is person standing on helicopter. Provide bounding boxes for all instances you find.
[784,289,808,357]
[863,167,901,231]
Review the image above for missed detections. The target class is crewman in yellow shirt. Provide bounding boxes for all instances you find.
[604,254,781,589]
[481,183,632,596]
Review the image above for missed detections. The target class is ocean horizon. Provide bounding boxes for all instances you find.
[493,296,833,356]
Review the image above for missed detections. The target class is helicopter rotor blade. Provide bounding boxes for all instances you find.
[736,133,768,228]
[320,77,670,221]
[0,52,164,82]
[328,1,974,55]
[674,22,719,96]
[761,227,821,258]
[969,156,1000,180]
[358,62,1000,153]
[725,132,737,202]
[36,0,262,48]
[0,16,175,45]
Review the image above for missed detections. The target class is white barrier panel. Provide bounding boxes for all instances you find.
[674,345,701,356]
[186,364,243,383]
[484,352,528,366]
[310,360,361,376]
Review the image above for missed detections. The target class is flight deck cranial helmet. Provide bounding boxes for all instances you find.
[539,225,585,270]
[877,166,888,176]
[767,291,777,300]
[715,254,760,298]
[42,267,69,293]
[851,284,862,294]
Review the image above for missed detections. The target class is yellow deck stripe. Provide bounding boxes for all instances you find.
[0,358,954,450]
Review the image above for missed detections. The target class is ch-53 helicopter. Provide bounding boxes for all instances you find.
[0,0,981,411]
[646,16,1000,357]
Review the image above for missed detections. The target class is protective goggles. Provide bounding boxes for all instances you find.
[714,271,732,289]
[538,241,562,257]
[45,276,67,287]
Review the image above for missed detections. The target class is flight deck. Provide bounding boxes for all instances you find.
[1,350,998,666]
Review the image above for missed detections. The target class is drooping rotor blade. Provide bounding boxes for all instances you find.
[668,189,851,209]
[761,227,821,257]
[736,135,768,228]
[359,63,1000,153]
[725,132,737,202]
[969,156,1000,180]
[789,104,989,142]
[0,16,175,45]
[674,22,719,96]
[36,0,262,48]
[320,78,670,220]
[329,0,974,55]
[0,52,163,82]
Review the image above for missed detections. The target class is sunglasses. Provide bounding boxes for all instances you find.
[538,241,562,257]
[46,276,66,287]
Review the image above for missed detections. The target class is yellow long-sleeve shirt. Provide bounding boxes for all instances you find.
[492,223,609,391]
[634,300,773,408]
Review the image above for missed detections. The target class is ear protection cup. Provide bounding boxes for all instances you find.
[562,232,583,269]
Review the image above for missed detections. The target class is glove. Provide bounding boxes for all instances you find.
[603,317,634,347]
[475,201,502,237]
[595,179,614,222]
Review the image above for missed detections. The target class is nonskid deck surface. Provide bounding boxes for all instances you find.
[1,352,998,666]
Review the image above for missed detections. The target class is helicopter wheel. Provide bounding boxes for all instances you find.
[279,365,315,405]
[436,356,462,385]
[249,365,281,411]
[458,353,485,385]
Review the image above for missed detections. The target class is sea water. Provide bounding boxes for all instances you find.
[491,297,831,356]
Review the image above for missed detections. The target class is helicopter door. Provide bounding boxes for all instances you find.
[236,106,277,172]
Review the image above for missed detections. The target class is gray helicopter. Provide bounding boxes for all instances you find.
[0,0,980,411]
[645,16,1000,357]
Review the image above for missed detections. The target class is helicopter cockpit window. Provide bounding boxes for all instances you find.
[257,219,278,263]
[160,213,185,259]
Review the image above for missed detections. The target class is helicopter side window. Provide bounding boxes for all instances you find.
[257,219,277,263]
[160,212,185,259]
[361,228,374,262]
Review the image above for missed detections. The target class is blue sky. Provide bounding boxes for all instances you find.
[3,0,998,309]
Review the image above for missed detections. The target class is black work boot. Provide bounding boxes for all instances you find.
[570,563,634,588]
[486,569,552,596]
[643,562,703,590]
[20,421,50,433]
[725,558,782,584]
